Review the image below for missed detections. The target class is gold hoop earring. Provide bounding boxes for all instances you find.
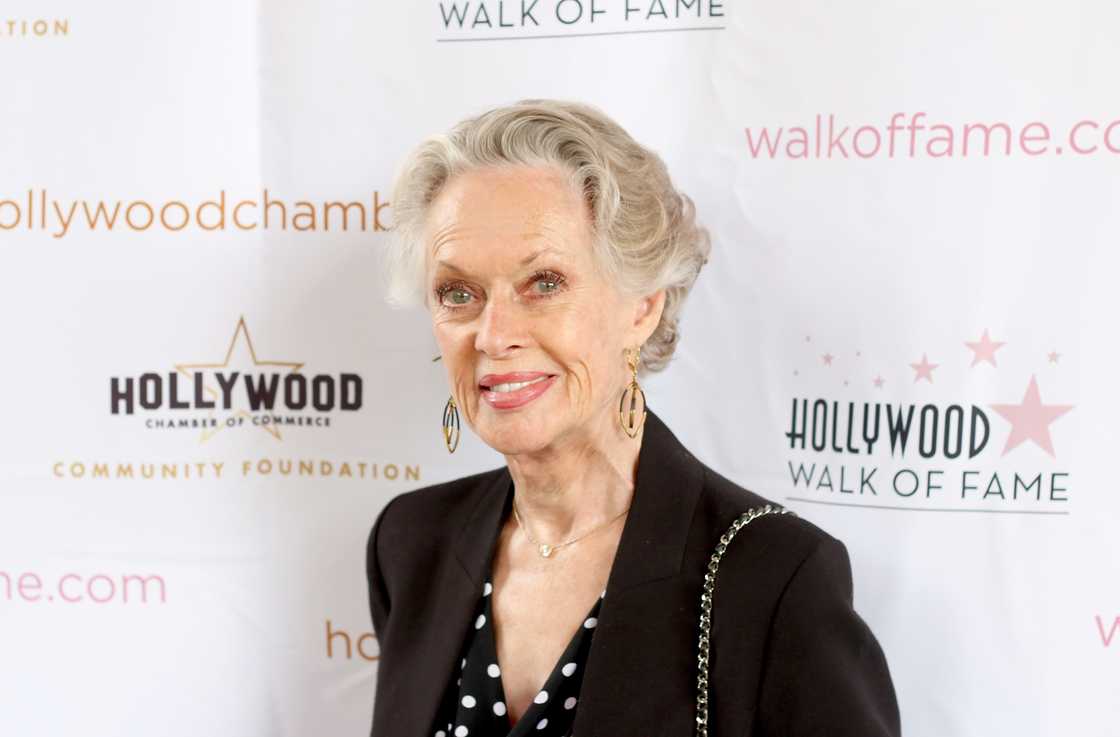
[442,395,460,453]
[618,346,647,438]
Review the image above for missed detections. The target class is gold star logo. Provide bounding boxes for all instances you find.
[173,316,304,442]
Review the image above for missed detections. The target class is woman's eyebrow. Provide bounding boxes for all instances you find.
[519,245,555,265]
[434,246,568,275]
[519,246,563,266]
[432,259,469,275]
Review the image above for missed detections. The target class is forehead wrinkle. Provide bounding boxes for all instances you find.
[428,219,475,258]
[425,174,586,273]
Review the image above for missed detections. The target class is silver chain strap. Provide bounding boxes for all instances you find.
[695,504,797,737]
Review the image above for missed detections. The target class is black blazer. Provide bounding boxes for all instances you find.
[366,405,901,736]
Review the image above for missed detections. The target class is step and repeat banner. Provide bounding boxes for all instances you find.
[1,2,1117,736]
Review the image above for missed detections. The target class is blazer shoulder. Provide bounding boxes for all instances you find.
[696,461,839,566]
[365,465,506,635]
[372,465,505,545]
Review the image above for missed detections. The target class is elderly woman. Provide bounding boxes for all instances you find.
[366,99,900,737]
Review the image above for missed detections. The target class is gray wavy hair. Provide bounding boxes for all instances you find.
[380,98,711,376]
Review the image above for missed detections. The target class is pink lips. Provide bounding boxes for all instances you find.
[478,372,557,410]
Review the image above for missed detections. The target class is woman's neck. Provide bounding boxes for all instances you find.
[503,409,645,542]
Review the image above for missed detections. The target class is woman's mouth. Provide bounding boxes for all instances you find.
[478,373,557,410]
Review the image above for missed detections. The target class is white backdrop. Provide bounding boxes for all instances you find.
[1,2,1117,736]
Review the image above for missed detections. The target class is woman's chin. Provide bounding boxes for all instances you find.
[474,412,558,455]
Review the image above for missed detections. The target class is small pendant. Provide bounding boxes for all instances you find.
[538,543,553,558]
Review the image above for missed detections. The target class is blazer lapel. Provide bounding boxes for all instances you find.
[571,405,705,734]
[397,465,512,737]
[406,404,704,736]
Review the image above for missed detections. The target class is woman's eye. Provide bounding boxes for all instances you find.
[437,273,563,309]
[444,288,472,306]
[532,272,565,295]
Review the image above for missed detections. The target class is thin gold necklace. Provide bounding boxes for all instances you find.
[512,496,632,558]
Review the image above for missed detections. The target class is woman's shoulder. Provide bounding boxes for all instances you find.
[692,460,843,576]
[687,465,900,736]
[371,465,505,545]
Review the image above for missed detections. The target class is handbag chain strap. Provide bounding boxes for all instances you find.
[695,504,797,737]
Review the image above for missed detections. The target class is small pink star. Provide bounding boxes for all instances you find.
[910,353,938,383]
[1048,351,1061,364]
[988,374,1073,457]
[965,329,1006,367]
[822,352,834,366]
[873,375,885,388]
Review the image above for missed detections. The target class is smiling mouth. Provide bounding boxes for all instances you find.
[477,374,558,410]
[481,376,553,393]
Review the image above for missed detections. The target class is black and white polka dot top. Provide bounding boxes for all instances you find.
[429,564,605,736]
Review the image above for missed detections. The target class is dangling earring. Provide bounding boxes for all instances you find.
[442,394,460,453]
[618,346,647,438]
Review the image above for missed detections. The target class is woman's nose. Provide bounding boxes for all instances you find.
[473,294,526,357]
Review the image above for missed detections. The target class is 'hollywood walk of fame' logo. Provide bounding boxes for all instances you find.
[784,329,1074,514]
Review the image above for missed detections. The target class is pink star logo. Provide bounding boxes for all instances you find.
[910,353,938,383]
[988,374,1073,457]
[873,375,885,388]
[822,352,834,366]
[965,328,1006,367]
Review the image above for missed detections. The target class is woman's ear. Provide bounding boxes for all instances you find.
[630,289,667,345]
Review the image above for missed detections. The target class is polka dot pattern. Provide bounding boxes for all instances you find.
[430,573,604,737]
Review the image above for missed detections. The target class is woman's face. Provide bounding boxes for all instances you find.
[423,164,664,455]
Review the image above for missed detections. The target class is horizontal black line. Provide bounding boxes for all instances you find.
[436,25,726,42]
[784,496,1070,515]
